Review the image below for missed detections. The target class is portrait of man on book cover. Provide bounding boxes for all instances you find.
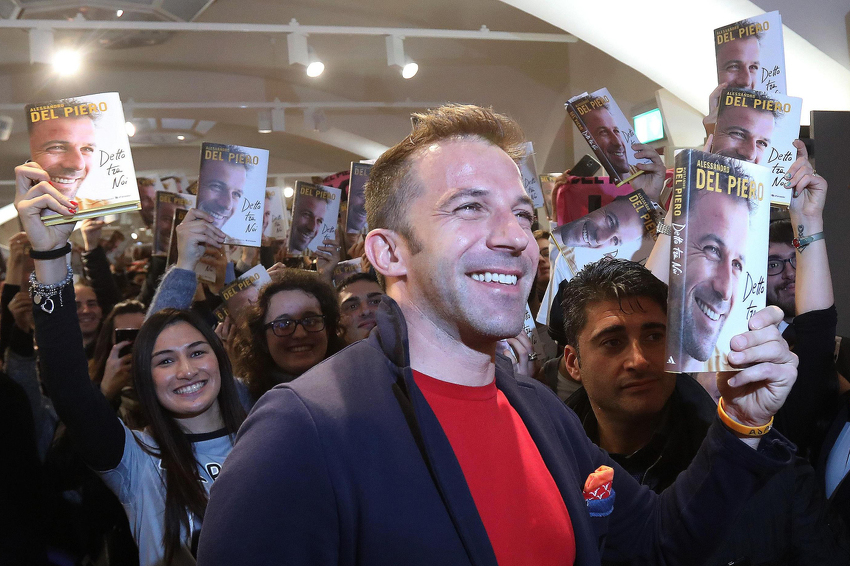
[667,154,769,373]
[26,92,139,222]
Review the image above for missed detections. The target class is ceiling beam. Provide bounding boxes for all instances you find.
[0,18,577,43]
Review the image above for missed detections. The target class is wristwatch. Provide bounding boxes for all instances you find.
[792,231,825,252]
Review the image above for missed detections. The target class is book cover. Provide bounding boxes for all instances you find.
[566,88,650,185]
[518,142,546,210]
[220,264,272,319]
[165,208,189,266]
[538,174,560,221]
[666,150,770,373]
[523,304,548,360]
[288,181,342,255]
[332,258,364,287]
[263,188,289,241]
[714,11,785,95]
[712,88,802,206]
[346,162,371,235]
[536,189,661,326]
[196,142,270,247]
[26,92,140,225]
[160,171,193,194]
[153,191,195,256]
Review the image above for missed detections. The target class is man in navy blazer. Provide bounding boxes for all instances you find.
[198,104,798,565]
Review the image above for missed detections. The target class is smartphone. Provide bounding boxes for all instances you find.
[115,328,140,358]
[569,154,602,178]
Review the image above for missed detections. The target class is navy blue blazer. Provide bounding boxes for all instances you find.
[198,298,793,566]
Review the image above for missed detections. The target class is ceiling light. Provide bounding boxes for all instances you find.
[288,33,324,78]
[271,107,286,132]
[130,232,138,239]
[125,121,136,137]
[177,135,185,141]
[116,9,124,17]
[306,60,324,78]
[258,110,272,133]
[402,61,418,79]
[52,48,82,76]
[29,28,54,65]
[283,186,294,198]
[386,36,418,79]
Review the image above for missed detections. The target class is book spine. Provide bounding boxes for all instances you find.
[566,103,622,184]
[665,150,694,372]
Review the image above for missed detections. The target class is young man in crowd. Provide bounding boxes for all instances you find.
[561,257,847,564]
[336,272,384,345]
[198,104,797,566]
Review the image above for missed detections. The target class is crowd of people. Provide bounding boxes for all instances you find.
[2,101,848,566]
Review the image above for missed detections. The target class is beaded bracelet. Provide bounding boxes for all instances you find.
[28,263,74,314]
[717,398,773,437]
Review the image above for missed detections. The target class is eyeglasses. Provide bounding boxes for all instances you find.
[265,315,326,337]
[767,256,796,276]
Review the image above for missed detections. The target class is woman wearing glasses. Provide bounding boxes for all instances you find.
[232,269,345,403]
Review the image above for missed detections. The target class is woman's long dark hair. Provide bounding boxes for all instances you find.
[89,300,146,384]
[132,308,246,564]
[232,269,344,400]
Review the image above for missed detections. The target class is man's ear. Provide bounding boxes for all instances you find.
[365,229,408,280]
[563,344,582,383]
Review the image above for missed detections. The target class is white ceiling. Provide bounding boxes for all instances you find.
[0,0,847,216]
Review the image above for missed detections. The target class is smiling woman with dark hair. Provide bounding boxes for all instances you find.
[15,160,246,566]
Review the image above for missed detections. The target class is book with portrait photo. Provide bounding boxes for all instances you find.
[346,162,371,235]
[566,88,651,186]
[153,191,195,256]
[518,142,546,211]
[26,92,140,225]
[288,181,342,255]
[536,189,661,325]
[714,11,785,95]
[195,142,270,247]
[711,88,802,206]
[666,150,770,373]
[220,264,272,320]
[165,207,189,266]
[263,188,289,241]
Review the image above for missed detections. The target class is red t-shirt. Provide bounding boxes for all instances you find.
[414,371,576,566]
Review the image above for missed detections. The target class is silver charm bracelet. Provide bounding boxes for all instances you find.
[28,264,73,314]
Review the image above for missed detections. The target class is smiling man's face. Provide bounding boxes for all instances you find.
[29,116,96,199]
[584,107,629,176]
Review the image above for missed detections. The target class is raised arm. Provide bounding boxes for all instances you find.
[80,218,122,314]
[787,140,832,316]
[147,208,225,318]
[14,162,125,471]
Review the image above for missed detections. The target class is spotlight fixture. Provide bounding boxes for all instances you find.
[29,28,54,65]
[177,135,185,141]
[116,9,124,17]
[52,48,82,76]
[271,107,286,132]
[258,110,272,133]
[288,32,324,78]
[304,108,328,132]
[386,36,418,79]
[124,105,135,137]
[283,186,294,198]
[130,232,138,240]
